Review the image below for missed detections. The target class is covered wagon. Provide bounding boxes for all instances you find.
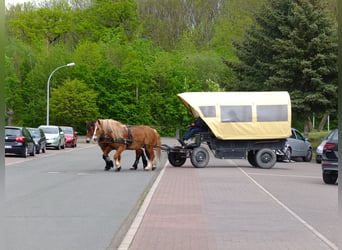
[165,91,292,169]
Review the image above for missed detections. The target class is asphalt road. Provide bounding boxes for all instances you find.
[4,138,338,250]
[4,140,168,250]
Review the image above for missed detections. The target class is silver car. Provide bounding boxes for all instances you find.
[38,125,65,150]
[276,128,312,162]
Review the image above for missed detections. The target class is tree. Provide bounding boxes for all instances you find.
[50,79,99,133]
[229,0,337,134]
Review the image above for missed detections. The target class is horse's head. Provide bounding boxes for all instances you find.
[92,119,107,141]
[85,121,96,143]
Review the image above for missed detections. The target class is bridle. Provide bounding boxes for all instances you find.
[92,123,98,141]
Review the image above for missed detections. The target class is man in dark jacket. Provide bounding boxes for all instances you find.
[183,117,208,143]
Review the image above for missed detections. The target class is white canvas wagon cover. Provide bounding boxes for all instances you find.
[178,91,291,140]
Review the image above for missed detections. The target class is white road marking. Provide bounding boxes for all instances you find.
[117,161,168,250]
[239,167,338,250]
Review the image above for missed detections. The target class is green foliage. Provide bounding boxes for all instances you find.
[4,0,338,136]
[50,79,99,133]
[230,0,337,132]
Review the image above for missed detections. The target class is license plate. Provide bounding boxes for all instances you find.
[5,145,12,149]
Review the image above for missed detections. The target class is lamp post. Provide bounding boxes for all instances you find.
[46,62,75,125]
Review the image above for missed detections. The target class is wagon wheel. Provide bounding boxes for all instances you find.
[190,146,209,168]
[168,149,187,167]
[255,148,277,169]
[247,151,257,167]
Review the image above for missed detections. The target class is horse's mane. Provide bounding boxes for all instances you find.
[98,119,125,138]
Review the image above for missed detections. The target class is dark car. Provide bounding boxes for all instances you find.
[27,127,47,154]
[60,126,78,148]
[276,128,312,162]
[315,128,337,163]
[321,128,338,184]
[5,126,35,157]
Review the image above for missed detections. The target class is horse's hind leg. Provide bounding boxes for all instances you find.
[144,147,155,171]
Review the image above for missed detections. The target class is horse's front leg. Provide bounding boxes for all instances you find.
[102,146,114,171]
[113,146,125,172]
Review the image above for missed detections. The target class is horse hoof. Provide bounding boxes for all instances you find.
[109,160,114,168]
[104,166,111,171]
[152,167,156,171]
[115,167,121,172]
[130,166,137,170]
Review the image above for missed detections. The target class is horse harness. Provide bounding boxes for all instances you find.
[99,125,134,147]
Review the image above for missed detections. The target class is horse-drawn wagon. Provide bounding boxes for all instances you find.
[164,91,292,169]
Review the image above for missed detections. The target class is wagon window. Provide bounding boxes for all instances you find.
[199,106,216,117]
[220,106,252,122]
[257,105,288,122]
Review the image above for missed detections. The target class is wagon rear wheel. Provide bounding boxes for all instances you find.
[247,151,257,167]
[255,148,276,169]
[190,146,209,168]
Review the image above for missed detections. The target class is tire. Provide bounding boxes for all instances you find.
[22,146,28,158]
[42,145,46,153]
[284,148,291,162]
[303,149,312,162]
[247,151,257,167]
[190,146,209,168]
[168,150,187,167]
[29,145,35,156]
[255,148,277,169]
[57,142,61,150]
[36,145,41,154]
[322,172,338,184]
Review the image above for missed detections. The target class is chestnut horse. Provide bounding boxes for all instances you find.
[91,119,161,171]
[86,121,148,170]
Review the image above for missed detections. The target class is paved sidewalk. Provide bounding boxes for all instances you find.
[115,138,337,250]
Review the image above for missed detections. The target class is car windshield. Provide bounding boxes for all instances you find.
[41,127,58,134]
[61,127,73,134]
[5,128,21,136]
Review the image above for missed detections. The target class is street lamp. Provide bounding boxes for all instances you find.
[46,62,75,125]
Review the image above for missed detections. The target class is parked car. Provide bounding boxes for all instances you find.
[27,127,47,154]
[315,128,337,163]
[321,128,338,184]
[60,126,78,148]
[5,126,35,157]
[276,128,312,162]
[38,125,65,150]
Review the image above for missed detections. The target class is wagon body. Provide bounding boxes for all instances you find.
[167,91,292,169]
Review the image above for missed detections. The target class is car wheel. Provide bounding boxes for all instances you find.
[322,172,338,184]
[303,149,312,162]
[42,145,46,153]
[57,142,61,150]
[61,140,65,149]
[36,145,40,154]
[284,148,291,162]
[30,145,35,156]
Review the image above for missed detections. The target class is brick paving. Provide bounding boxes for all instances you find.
[123,161,335,250]
[116,137,336,250]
